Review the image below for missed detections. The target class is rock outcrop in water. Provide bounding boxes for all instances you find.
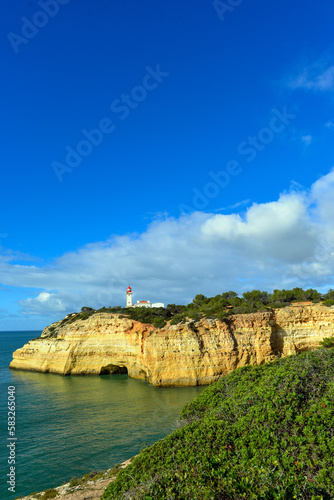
[10,304,334,387]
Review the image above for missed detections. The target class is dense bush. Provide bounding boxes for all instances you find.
[163,288,328,325]
[323,289,334,300]
[319,337,334,348]
[119,306,172,328]
[102,348,334,499]
[322,299,334,307]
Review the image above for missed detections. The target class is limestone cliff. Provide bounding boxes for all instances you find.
[9,304,334,387]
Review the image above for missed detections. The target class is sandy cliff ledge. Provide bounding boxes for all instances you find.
[10,304,334,387]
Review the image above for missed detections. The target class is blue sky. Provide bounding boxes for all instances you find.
[1,0,334,330]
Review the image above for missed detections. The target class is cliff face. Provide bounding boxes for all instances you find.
[10,304,334,387]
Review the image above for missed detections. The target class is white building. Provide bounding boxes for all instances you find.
[125,286,164,308]
[134,300,151,308]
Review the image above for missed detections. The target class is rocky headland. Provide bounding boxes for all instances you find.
[15,457,135,500]
[10,303,334,387]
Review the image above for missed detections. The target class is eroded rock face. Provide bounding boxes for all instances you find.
[9,304,334,387]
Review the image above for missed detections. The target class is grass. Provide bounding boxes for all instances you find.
[102,348,334,499]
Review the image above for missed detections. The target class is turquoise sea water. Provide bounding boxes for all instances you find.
[0,331,205,499]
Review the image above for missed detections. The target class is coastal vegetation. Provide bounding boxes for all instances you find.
[102,346,334,499]
[45,287,334,335]
[67,463,123,487]
[31,489,58,500]
[27,465,126,499]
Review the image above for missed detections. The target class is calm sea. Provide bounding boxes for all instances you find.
[0,331,205,499]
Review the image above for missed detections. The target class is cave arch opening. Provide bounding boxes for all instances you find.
[99,364,128,375]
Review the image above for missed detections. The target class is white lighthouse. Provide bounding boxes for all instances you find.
[126,286,133,308]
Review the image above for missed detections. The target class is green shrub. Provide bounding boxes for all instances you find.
[152,317,167,328]
[68,477,81,487]
[323,289,334,300]
[102,349,334,500]
[78,310,96,320]
[170,314,186,325]
[242,290,270,304]
[323,299,334,307]
[319,336,334,348]
[45,326,58,338]
[188,312,202,321]
[82,471,100,482]
[166,304,187,315]
[42,490,58,499]
[216,310,230,321]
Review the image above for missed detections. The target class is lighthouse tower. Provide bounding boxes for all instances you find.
[126,286,133,308]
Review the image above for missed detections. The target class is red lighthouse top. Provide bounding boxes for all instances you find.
[126,286,132,293]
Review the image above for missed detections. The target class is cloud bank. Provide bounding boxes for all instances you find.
[1,170,334,317]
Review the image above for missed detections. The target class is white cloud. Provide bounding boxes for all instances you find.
[1,170,334,317]
[289,63,334,92]
[19,292,67,315]
[310,168,334,226]
[201,192,315,264]
[302,135,312,146]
